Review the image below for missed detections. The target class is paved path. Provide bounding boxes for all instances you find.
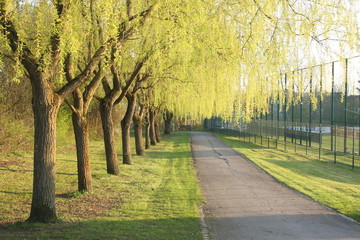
[191,131,360,240]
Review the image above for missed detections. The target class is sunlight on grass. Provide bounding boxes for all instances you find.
[0,132,203,240]
[215,133,360,223]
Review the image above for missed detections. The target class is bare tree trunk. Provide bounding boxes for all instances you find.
[164,111,173,134]
[145,115,151,149]
[72,113,92,192]
[149,109,157,145]
[154,110,161,143]
[100,100,119,174]
[133,110,144,156]
[28,82,60,223]
[121,94,137,164]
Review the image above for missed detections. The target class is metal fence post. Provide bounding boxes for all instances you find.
[319,65,323,161]
[331,61,335,151]
[309,69,313,148]
[295,122,297,153]
[319,123,322,160]
[260,116,263,146]
[353,126,355,169]
[344,59,348,154]
[334,125,337,164]
[284,74,287,151]
[306,123,309,156]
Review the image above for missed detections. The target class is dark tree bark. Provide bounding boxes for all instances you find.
[1,2,64,222]
[154,109,161,143]
[65,55,103,192]
[72,111,92,192]
[133,105,145,156]
[27,46,107,222]
[121,94,137,164]
[100,54,147,171]
[163,111,173,134]
[145,114,151,149]
[99,100,119,174]
[28,84,61,223]
[149,109,157,145]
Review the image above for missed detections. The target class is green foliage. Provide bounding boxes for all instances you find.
[1,0,359,121]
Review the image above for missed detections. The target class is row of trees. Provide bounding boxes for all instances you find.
[0,0,242,223]
[0,0,358,223]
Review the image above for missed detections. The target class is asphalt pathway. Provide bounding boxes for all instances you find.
[191,131,360,240]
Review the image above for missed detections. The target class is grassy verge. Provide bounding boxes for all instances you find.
[0,132,203,240]
[215,133,360,222]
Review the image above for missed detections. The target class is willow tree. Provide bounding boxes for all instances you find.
[222,0,359,121]
[65,1,156,186]
[97,0,162,172]
[0,0,101,223]
[147,1,242,123]
[155,0,358,123]
[0,0,157,223]
[98,0,239,164]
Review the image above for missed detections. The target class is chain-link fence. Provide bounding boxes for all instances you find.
[205,57,360,169]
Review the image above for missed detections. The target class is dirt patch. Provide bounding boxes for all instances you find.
[57,191,122,219]
[0,156,26,168]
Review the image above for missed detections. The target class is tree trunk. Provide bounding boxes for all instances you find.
[99,100,119,175]
[149,109,157,145]
[145,116,150,149]
[154,110,161,143]
[133,111,144,156]
[121,95,137,164]
[72,113,92,192]
[164,111,173,134]
[28,86,60,223]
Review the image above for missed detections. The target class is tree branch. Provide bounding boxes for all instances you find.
[48,0,70,73]
[0,3,39,77]
[57,38,114,99]
[114,54,149,105]
[83,69,103,113]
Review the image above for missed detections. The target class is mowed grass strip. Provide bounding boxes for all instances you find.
[215,133,360,222]
[0,132,203,240]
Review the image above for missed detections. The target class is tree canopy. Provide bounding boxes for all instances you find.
[1,0,359,223]
[1,0,358,121]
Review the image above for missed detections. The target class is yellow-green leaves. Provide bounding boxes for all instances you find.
[0,0,359,122]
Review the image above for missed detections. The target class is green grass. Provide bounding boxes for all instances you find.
[235,133,359,168]
[0,132,203,240]
[215,133,360,223]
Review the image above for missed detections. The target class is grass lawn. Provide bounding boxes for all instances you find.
[236,133,359,168]
[0,132,203,240]
[215,133,360,223]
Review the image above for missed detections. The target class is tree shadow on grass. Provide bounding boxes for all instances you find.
[262,158,360,185]
[145,151,191,159]
[2,214,360,240]
[0,168,32,173]
[0,191,31,195]
[0,217,204,240]
[56,191,83,199]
